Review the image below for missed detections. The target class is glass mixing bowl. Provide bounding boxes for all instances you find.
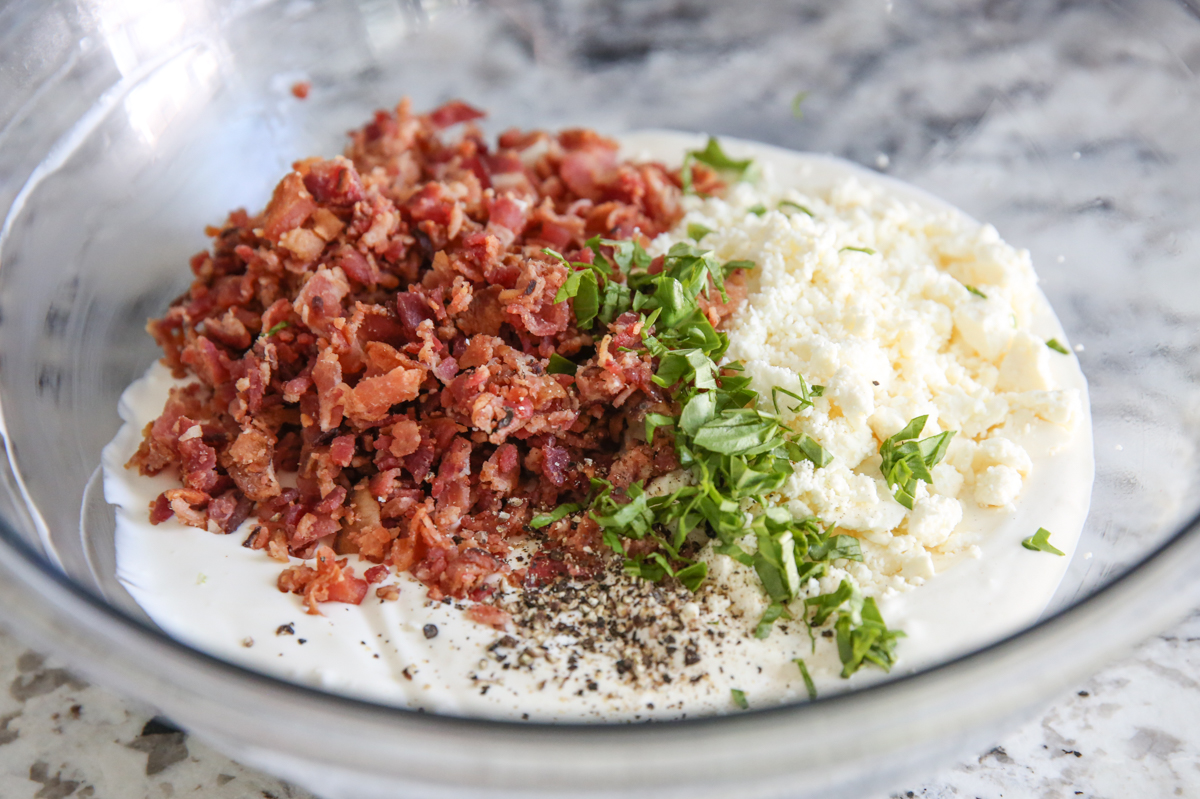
[1,0,1199,796]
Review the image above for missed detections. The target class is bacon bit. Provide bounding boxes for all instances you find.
[278,545,369,615]
[164,488,209,529]
[225,427,281,501]
[207,490,253,534]
[480,443,520,495]
[279,227,326,263]
[388,420,421,458]
[344,364,424,423]
[291,80,311,99]
[301,156,365,206]
[364,564,389,584]
[375,584,400,601]
[266,529,290,562]
[262,172,316,242]
[428,100,485,129]
[525,552,570,588]
[329,435,356,467]
[149,492,174,524]
[177,426,219,492]
[541,438,571,486]
[464,604,512,631]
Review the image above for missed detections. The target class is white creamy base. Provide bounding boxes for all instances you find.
[103,133,1093,721]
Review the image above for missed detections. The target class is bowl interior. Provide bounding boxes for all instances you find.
[2,0,1199,727]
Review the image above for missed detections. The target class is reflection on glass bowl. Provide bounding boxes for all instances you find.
[0,1,1199,797]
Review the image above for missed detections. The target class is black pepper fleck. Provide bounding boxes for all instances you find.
[423,624,439,639]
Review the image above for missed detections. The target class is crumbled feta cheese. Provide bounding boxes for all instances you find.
[997,332,1052,392]
[654,172,1077,600]
[974,464,1024,507]
[974,436,1033,477]
[907,494,964,548]
[953,298,1016,362]
[929,462,964,499]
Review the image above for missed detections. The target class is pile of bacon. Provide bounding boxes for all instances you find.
[128,99,736,624]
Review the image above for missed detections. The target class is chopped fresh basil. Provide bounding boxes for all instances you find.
[840,246,876,255]
[791,91,809,120]
[544,244,634,330]
[530,503,581,530]
[1046,338,1070,355]
[835,596,905,677]
[682,137,754,194]
[748,203,768,216]
[879,415,955,510]
[687,222,714,242]
[547,353,578,375]
[964,284,988,299]
[779,199,814,217]
[790,433,833,468]
[1021,527,1065,556]
[691,136,753,176]
[644,412,676,443]
[730,688,749,710]
[794,658,817,700]
[754,603,788,639]
[593,236,653,275]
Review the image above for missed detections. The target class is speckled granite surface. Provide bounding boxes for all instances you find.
[0,612,1196,798]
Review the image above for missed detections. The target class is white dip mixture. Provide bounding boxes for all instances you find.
[103,132,1092,721]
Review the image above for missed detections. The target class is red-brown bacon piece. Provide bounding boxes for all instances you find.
[127,98,707,620]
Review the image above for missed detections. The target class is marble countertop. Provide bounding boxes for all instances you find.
[0,611,1196,798]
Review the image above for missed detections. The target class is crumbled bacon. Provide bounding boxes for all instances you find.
[278,544,369,615]
[128,99,708,622]
[464,604,512,631]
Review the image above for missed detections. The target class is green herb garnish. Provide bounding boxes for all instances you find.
[840,246,876,255]
[1021,527,1065,556]
[754,603,788,639]
[835,596,904,677]
[530,503,582,530]
[688,222,714,242]
[682,136,754,194]
[791,91,809,120]
[264,321,290,337]
[794,658,817,700]
[803,579,905,677]
[1046,338,1070,355]
[748,203,768,216]
[879,416,955,510]
[731,688,749,710]
[547,352,578,375]
[779,200,814,217]
[544,237,641,330]
[964,284,988,299]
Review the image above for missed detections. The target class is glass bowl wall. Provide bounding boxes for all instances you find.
[1,1,1199,797]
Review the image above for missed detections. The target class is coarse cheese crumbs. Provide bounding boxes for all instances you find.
[647,174,1080,603]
